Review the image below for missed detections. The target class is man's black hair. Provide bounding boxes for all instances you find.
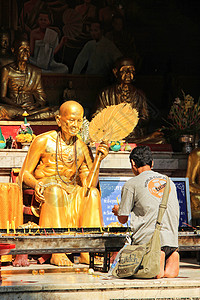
[129,146,153,168]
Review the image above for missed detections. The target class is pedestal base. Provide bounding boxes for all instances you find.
[0,243,15,281]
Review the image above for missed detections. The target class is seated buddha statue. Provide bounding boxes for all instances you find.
[0,36,58,120]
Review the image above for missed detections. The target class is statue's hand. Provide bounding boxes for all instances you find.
[35,181,45,204]
[96,141,109,161]
[112,204,119,216]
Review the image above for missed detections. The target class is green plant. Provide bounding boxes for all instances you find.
[163,91,200,140]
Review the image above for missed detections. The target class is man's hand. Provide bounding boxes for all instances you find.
[112,204,128,224]
[35,181,45,204]
[96,141,109,161]
[112,204,119,216]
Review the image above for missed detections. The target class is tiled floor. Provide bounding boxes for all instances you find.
[0,256,200,299]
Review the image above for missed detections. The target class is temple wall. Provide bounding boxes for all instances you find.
[0,149,188,183]
[40,73,200,122]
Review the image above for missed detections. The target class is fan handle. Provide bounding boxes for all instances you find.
[85,152,102,197]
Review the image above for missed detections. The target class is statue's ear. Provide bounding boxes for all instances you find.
[56,115,61,127]
[112,67,118,78]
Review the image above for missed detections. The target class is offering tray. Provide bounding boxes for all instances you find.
[0,227,128,272]
[0,227,199,254]
[0,227,199,271]
[0,227,128,256]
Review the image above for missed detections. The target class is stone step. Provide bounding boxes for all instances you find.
[0,259,199,300]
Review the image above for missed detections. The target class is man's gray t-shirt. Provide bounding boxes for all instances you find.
[118,170,179,247]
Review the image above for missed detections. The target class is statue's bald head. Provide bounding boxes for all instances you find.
[0,29,10,50]
[11,37,30,61]
[59,101,84,117]
[114,57,135,71]
[56,101,84,137]
[13,37,29,50]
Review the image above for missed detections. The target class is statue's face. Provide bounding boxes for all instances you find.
[0,34,9,50]
[118,64,136,84]
[15,41,30,62]
[90,23,102,41]
[58,104,83,138]
[37,13,50,29]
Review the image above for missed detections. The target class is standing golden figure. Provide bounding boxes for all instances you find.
[186,148,200,225]
[0,37,58,120]
[18,101,109,265]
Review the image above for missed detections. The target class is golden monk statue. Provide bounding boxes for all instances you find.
[0,37,58,120]
[186,148,200,225]
[94,56,165,144]
[18,100,109,266]
[95,57,149,141]
[0,29,15,68]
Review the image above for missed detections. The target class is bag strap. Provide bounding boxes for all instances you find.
[156,176,170,228]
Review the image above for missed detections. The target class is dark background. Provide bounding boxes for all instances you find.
[0,0,199,123]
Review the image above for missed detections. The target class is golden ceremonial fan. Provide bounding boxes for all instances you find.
[89,103,139,143]
[86,103,139,196]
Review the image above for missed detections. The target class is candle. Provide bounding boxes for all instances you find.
[7,221,9,234]
[14,217,16,234]
[12,220,16,234]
